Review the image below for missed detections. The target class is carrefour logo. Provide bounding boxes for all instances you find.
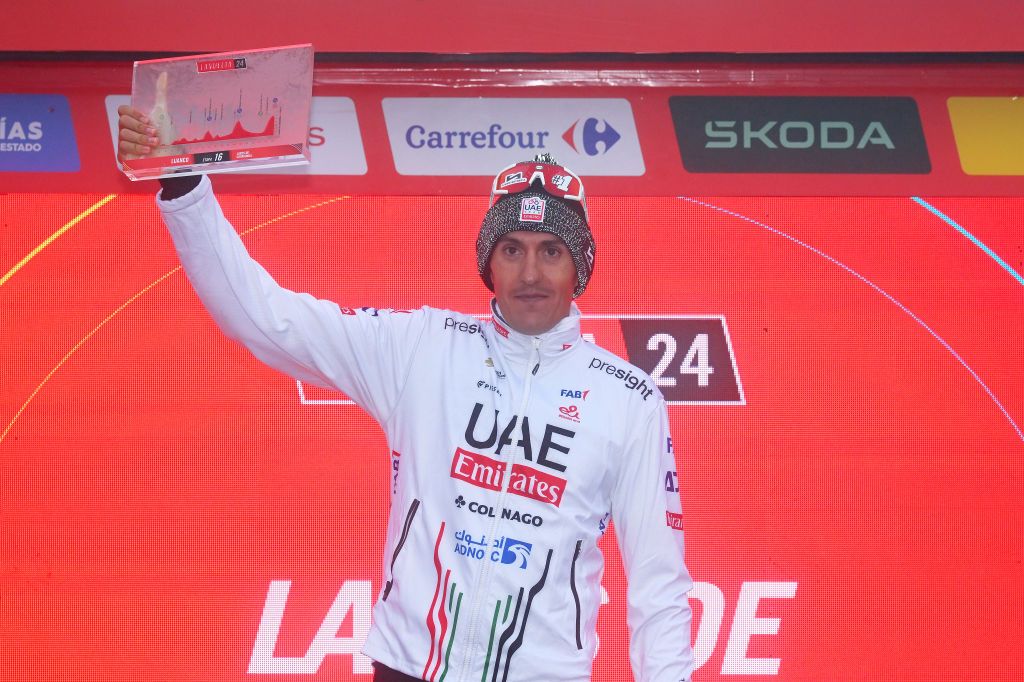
[383,97,645,176]
[562,118,620,156]
[402,116,620,157]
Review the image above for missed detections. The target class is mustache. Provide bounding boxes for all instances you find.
[512,288,553,297]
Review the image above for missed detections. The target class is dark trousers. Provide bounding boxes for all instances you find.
[373,662,426,682]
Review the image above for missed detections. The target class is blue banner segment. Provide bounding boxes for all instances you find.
[0,94,80,172]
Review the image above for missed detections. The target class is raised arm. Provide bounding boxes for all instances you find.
[118,106,427,423]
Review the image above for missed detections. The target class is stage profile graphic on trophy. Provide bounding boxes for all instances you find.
[121,44,313,180]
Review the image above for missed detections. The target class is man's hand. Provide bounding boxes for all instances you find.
[116,104,160,162]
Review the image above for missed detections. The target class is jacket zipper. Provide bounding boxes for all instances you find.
[456,338,541,682]
[382,498,419,601]
[570,539,583,650]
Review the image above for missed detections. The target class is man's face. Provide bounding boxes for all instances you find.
[489,230,577,336]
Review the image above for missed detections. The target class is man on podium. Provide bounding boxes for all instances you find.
[118,105,694,682]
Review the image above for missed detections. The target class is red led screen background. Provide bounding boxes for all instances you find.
[2,191,1022,681]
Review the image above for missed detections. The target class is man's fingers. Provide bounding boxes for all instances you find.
[118,138,151,159]
[119,113,157,137]
[115,105,156,163]
[119,126,159,147]
[116,104,150,124]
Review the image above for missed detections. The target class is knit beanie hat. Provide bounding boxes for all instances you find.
[476,157,596,298]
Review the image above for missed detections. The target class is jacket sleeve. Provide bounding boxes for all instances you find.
[156,175,428,425]
[610,400,695,682]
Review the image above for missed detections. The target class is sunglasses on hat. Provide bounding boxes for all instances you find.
[489,160,589,220]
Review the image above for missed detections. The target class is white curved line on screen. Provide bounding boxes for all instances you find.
[676,195,1023,443]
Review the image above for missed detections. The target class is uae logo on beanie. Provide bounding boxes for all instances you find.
[519,196,546,223]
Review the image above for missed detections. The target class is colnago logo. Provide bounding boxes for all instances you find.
[382,97,644,176]
[456,495,545,527]
[562,117,621,156]
[450,447,566,507]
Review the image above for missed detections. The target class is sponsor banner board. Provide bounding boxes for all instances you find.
[669,96,931,174]
[947,96,1024,175]
[0,94,80,172]
[382,97,644,176]
[4,60,1024,195]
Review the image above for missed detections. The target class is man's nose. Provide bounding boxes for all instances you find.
[520,250,541,283]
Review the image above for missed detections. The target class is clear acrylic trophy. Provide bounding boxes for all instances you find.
[122,44,313,180]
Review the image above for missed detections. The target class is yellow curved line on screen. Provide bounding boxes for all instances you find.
[0,195,118,289]
[0,194,351,446]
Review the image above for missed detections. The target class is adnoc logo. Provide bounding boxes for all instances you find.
[383,97,645,176]
[562,117,621,156]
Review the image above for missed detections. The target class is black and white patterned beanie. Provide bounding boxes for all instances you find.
[476,164,596,298]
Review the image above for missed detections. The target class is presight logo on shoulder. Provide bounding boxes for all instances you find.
[669,96,930,174]
[588,358,655,401]
[382,97,644,176]
[0,94,80,172]
[444,317,483,335]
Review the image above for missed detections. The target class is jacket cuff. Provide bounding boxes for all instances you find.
[156,174,212,213]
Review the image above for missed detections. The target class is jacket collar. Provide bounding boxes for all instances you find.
[486,299,582,370]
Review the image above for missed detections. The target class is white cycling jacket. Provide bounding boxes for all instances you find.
[159,176,694,682]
